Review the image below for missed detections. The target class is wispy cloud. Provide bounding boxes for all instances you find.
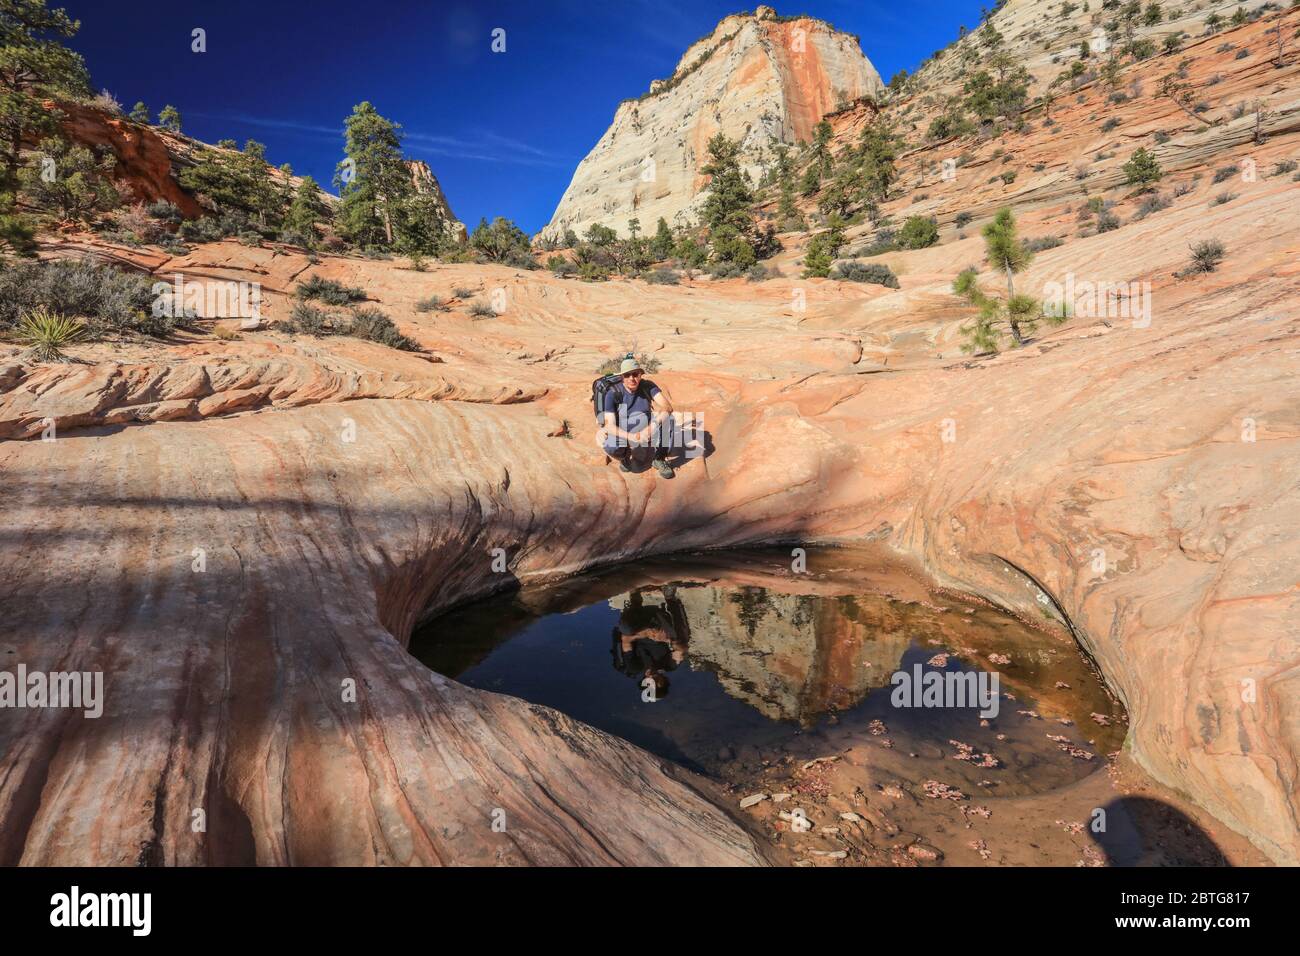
[190,111,574,168]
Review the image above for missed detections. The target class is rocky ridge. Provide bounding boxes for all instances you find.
[543,5,882,239]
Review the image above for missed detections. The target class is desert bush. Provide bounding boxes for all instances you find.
[744,263,769,282]
[1269,160,1298,176]
[955,211,973,227]
[452,286,476,298]
[1212,164,1239,183]
[1024,235,1064,252]
[596,352,660,376]
[1211,191,1237,205]
[469,216,537,269]
[1101,117,1122,132]
[13,307,86,362]
[1096,212,1122,232]
[414,295,447,313]
[346,306,419,350]
[644,268,680,285]
[295,275,367,304]
[146,200,183,224]
[1133,193,1172,219]
[467,299,497,317]
[830,260,900,288]
[288,301,334,336]
[1184,239,1225,273]
[0,257,160,337]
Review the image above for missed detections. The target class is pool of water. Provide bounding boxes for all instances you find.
[410,547,1126,789]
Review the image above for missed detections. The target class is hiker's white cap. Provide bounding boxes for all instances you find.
[619,357,643,375]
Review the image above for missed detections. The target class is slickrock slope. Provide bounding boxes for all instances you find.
[543,5,882,239]
[2,9,1298,871]
[2,187,1297,864]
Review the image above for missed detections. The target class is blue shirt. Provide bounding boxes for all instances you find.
[602,379,660,434]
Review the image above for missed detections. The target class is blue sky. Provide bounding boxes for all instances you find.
[61,0,988,234]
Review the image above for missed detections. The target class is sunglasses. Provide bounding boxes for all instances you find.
[622,371,642,379]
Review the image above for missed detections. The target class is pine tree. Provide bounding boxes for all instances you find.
[953,207,1059,351]
[335,101,410,248]
[284,175,327,244]
[802,216,845,278]
[128,101,149,123]
[179,138,284,229]
[799,162,821,197]
[1122,147,1162,188]
[0,0,91,190]
[0,190,36,256]
[18,135,118,222]
[810,120,833,175]
[700,133,757,265]
[157,105,181,132]
[983,207,1031,300]
[236,139,280,229]
[649,217,673,261]
[857,119,897,199]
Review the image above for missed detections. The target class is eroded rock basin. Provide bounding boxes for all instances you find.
[411,547,1230,865]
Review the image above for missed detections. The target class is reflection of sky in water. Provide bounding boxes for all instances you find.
[411,551,1125,786]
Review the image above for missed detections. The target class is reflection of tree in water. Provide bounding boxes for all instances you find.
[728,586,775,637]
[789,594,817,630]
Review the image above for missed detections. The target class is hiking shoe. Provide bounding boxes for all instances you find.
[652,459,675,479]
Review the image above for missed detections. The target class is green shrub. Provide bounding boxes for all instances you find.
[898,215,940,249]
[467,300,497,317]
[1096,211,1121,232]
[644,268,680,285]
[1212,164,1239,183]
[414,295,446,313]
[146,200,183,223]
[596,352,660,376]
[452,286,476,298]
[346,306,419,351]
[955,211,973,228]
[1185,239,1225,273]
[295,275,367,305]
[830,260,900,288]
[856,229,899,257]
[1133,193,1171,219]
[289,301,334,336]
[0,257,160,337]
[1024,235,1064,252]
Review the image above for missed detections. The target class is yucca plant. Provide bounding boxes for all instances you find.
[15,308,86,362]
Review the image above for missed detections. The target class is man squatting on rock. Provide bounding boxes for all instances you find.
[599,356,677,479]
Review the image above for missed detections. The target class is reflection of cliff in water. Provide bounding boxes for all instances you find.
[412,547,1127,776]
[610,587,954,727]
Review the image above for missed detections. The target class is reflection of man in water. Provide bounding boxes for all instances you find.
[612,586,691,701]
